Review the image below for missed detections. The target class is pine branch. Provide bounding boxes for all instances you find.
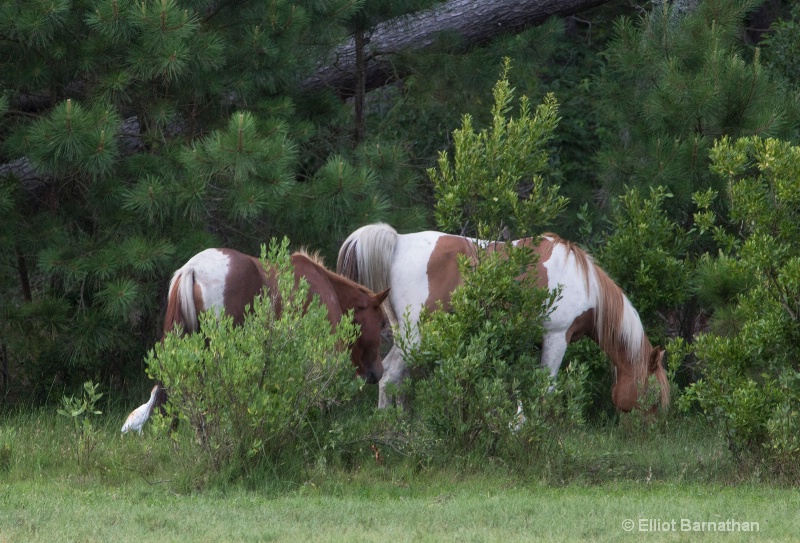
[2,0,609,187]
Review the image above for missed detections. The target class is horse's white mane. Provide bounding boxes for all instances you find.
[544,234,648,380]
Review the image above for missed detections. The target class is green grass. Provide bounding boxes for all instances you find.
[1,407,798,542]
[4,475,799,542]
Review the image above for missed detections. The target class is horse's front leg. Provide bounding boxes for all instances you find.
[511,331,568,431]
[377,345,407,409]
[541,331,569,393]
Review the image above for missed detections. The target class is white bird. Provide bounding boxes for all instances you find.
[121,385,160,435]
[510,400,527,433]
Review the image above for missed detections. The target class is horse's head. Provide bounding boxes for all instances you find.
[612,345,670,413]
[350,288,390,384]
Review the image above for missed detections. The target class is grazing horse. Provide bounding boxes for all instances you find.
[126,248,389,432]
[337,223,669,412]
[163,248,389,384]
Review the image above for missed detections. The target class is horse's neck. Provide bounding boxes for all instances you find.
[311,261,354,309]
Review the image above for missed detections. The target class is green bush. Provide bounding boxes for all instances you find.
[597,186,692,327]
[681,136,800,476]
[766,371,800,481]
[428,57,566,240]
[146,239,362,474]
[403,245,557,459]
[578,186,692,418]
[402,245,594,467]
[400,63,582,465]
[56,380,104,466]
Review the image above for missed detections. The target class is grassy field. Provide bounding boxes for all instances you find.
[2,408,798,542]
[4,477,799,542]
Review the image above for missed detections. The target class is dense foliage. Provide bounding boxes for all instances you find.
[595,0,790,225]
[429,60,567,240]
[682,136,800,475]
[2,0,800,481]
[0,0,424,398]
[403,69,586,462]
[147,240,363,473]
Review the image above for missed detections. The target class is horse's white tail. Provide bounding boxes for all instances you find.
[163,266,200,335]
[337,223,399,324]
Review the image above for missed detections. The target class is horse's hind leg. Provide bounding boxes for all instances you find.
[378,345,407,409]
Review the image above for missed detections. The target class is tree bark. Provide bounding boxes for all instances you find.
[15,246,32,303]
[302,0,612,97]
[353,28,367,144]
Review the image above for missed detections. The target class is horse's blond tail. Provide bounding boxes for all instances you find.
[337,223,399,325]
[163,267,199,335]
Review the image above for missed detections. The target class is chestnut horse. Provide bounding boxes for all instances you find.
[337,223,669,412]
[163,248,389,383]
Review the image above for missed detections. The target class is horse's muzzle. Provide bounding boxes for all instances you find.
[363,368,382,385]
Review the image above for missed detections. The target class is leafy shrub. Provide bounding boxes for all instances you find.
[596,186,692,327]
[401,63,581,465]
[562,340,616,421]
[403,245,595,467]
[428,57,566,240]
[766,371,800,481]
[681,137,800,476]
[403,245,557,459]
[580,186,693,418]
[56,380,104,466]
[146,239,362,474]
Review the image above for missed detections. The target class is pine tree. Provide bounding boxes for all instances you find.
[591,0,798,379]
[0,0,423,399]
[594,0,790,225]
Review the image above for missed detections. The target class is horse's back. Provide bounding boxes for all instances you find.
[390,231,473,317]
[164,248,267,333]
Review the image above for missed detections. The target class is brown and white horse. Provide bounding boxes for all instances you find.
[125,248,389,433]
[337,223,669,412]
[163,248,389,384]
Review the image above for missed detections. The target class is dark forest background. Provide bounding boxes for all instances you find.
[1,0,798,411]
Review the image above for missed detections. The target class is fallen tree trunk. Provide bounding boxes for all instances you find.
[302,0,612,96]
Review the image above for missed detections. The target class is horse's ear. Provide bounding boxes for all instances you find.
[649,347,665,372]
[375,288,390,305]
